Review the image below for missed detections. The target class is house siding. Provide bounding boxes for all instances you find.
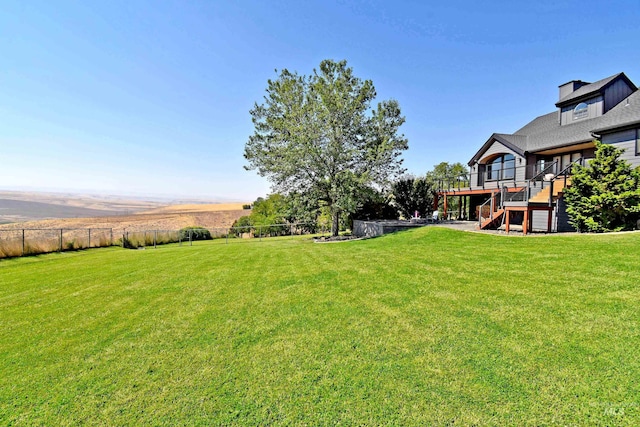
[604,79,634,113]
[530,198,574,232]
[555,197,575,232]
[531,210,550,232]
[601,129,640,168]
[560,96,603,125]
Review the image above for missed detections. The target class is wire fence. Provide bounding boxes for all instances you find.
[0,228,113,258]
[120,224,322,249]
[0,223,324,259]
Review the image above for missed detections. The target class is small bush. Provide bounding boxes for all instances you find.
[242,204,252,210]
[179,227,212,241]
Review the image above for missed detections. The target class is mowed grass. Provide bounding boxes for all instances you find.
[0,228,639,425]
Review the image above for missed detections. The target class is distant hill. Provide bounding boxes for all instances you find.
[0,191,250,229]
[0,191,168,224]
[0,199,120,224]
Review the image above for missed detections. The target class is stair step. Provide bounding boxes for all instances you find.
[480,209,505,229]
[528,177,572,203]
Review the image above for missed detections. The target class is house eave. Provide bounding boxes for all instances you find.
[591,119,640,136]
[468,134,526,166]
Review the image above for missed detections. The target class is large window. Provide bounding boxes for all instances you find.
[486,154,515,181]
[573,102,588,120]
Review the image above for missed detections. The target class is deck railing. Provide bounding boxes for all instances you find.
[437,163,554,193]
[505,161,558,204]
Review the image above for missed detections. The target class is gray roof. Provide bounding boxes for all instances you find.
[469,88,640,164]
[556,73,622,106]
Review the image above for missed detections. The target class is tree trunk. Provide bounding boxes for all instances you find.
[331,209,340,237]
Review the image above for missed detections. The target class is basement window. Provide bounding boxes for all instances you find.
[573,102,588,120]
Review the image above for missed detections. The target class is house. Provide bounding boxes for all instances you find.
[438,72,640,234]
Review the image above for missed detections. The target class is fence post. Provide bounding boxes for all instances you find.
[110,228,113,246]
[154,230,157,249]
[88,228,91,248]
[259,226,262,242]
[22,229,25,256]
[226,229,228,244]
[291,224,294,238]
[189,230,192,246]
[59,229,63,252]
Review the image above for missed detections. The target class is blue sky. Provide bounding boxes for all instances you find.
[2,0,639,201]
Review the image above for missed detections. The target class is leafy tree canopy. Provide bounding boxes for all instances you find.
[231,194,289,236]
[564,140,640,232]
[244,59,408,236]
[426,162,469,187]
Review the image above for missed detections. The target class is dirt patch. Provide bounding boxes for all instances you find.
[314,235,367,243]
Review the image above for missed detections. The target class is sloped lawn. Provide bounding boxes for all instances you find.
[1,227,638,425]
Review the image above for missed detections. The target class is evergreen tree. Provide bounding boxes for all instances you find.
[564,141,640,232]
[391,176,434,219]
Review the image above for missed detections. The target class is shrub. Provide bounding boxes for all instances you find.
[179,227,212,241]
[242,204,252,210]
[230,216,253,237]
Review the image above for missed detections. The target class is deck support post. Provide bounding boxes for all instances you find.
[547,209,553,233]
[505,209,510,233]
[443,195,448,220]
[523,209,529,235]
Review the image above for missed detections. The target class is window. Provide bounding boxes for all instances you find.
[486,154,515,181]
[502,154,515,179]
[573,102,588,120]
[637,129,640,155]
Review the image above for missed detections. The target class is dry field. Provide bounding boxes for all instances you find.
[0,204,251,236]
[139,203,247,214]
[0,192,251,257]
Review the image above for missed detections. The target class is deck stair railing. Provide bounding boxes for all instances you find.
[556,157,583,185]
[505,161,558,203]
[477,190,504,228]
[547,158,583,202]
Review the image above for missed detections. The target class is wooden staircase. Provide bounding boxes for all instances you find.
[528,177,571,203]
[480,208,505,229]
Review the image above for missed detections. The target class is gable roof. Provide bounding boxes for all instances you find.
[468,133,526,166]
[469,86,640,165]
[555,72,636,107]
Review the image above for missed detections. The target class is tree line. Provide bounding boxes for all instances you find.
[232,161,468,235]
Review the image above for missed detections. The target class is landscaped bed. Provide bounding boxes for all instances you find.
[0,227,638,425]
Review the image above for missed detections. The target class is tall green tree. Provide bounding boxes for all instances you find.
[244,59,408,236]
[564,141,640,232]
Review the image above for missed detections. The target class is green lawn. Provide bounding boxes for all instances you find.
[1,227,639,425]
